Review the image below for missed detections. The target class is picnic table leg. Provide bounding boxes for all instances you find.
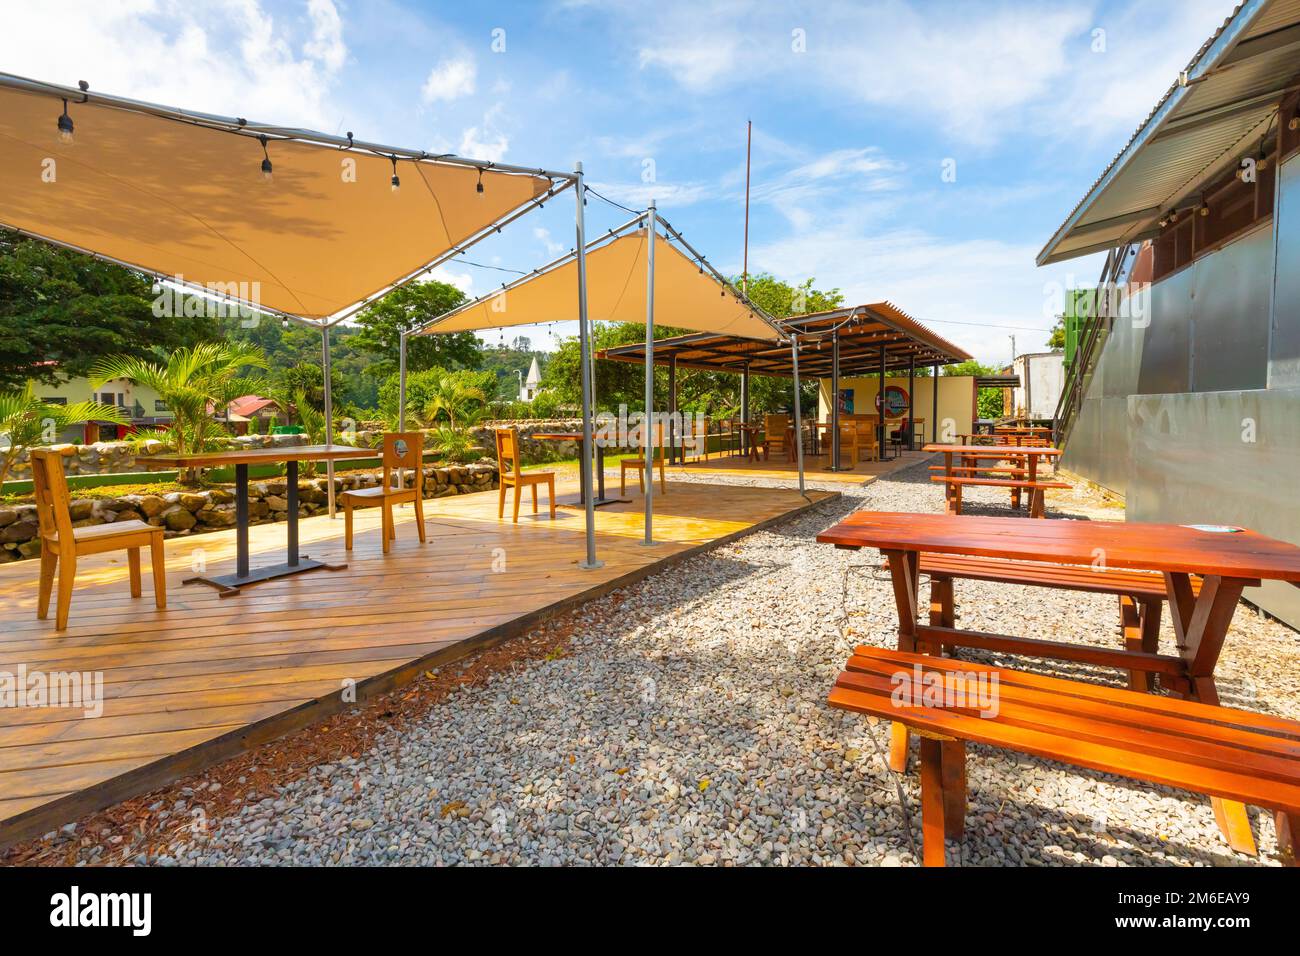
[919,737,947,866]
[885,548,922,773]
[940,740,966,839]
[1189,674,1258,856]
[1159,572,1258,855]
[1277,812,1298,866]
[1120,595,1151,692]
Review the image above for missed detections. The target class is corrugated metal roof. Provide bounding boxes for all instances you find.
[1038,0,1300,265]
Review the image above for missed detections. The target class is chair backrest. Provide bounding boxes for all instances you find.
[29,448,74,546]
[494,427,522,478]
[639,420,665,460]
[382,432,423,492]
[764,414,789,439]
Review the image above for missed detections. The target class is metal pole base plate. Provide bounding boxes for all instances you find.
[183,556,348,598]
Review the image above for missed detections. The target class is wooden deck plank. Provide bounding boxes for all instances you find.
[0,479,833,844]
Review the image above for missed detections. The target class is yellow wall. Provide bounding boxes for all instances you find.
[817,375,976,440]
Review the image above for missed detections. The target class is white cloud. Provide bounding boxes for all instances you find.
[749,211,1104,364]
[533,227,565,256]
[623,0,1240,146]
[585,177,714,209]
[0,0,350,129]
[422,55,477,103]
[458,107,510,162]
[303,0,347,72]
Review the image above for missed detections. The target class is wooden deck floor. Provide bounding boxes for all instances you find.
[670,449,932,485]
[0,477,834,845]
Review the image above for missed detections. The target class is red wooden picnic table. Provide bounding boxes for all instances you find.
[816,510,1300,853]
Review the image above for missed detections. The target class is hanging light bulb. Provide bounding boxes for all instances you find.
[476,169,485,196]
[390,155,401,193]
[1289,106,1300,132]
[57,98,74,145]
[1257,143,1270,173]
[259,135,273,182]
[1199,195,1209,217]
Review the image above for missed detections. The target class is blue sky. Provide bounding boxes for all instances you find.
[5,0,1240,364]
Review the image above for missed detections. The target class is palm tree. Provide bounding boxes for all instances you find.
[89,342,268,482]
[422,373,486,429]
[0,384,128,487]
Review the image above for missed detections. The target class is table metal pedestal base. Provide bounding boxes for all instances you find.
[183,556,348,598]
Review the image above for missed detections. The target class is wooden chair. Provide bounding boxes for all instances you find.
[853,420,880,462]
[684,415,709,462]
[30,447,166,631]
[494,426,556,522]
[827,422,860,469]
[621,421,668,495]
[763,414,791,462]
[342,432,426,553]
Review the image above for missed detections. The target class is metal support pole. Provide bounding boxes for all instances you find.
[322,324,336,518]
[668,355,678,465]
[398,330,408,431]
[398,329,408,492]
[907,353,916,452]
[642,200,657,547]
[932,362,940,442]
[791,333,806,495]
[878,342,886,459]
[829,331,840,470]
[574,163,601,569]
[741,365,751,457]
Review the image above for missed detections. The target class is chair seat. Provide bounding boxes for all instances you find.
[45,519,161,543]
[341,485,403,501]
[504,470,555,485]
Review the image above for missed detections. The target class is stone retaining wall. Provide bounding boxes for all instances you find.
[0,462,498,563]
[4,432,309,481]
[470,418,583,463]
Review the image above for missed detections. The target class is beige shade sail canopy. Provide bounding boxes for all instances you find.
[417,229,780,341]
[0,76,560,321]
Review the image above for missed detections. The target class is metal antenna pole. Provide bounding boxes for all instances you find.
[642,200,657,546]
[575,163,601,569]
[742,119,751,295]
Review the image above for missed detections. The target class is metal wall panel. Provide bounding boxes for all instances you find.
[1270,153,1300,387]
[1190,224,1272,391]
[1128,388,1300,628]
[1138,266,1193,394]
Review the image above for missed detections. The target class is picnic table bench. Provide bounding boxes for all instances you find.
[829,646,1300,867]
[818,511,1300,856]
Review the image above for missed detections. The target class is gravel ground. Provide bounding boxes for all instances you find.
[137,459,1299,866]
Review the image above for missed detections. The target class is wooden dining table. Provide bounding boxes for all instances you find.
[142,444,375,595]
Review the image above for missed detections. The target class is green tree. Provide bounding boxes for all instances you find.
[943,360,1005,419]
[0,384,127,487]
[0,234,219,391]
[89,342,268,482]
[1047,315,1066,350]
[739,273,844,318]
[352,281,480,378]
